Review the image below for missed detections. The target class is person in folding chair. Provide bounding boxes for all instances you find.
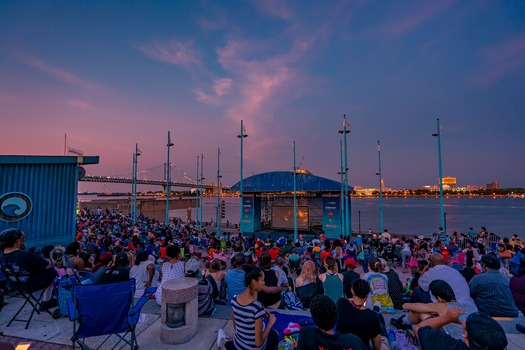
[0,228,58,327]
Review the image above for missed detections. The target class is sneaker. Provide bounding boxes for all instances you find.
[390,315,411,330]
[373,301,382,313]
[39,298,58,311]
[217,328,227,349]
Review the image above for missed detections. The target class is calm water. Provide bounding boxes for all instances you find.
[80,195,525,238]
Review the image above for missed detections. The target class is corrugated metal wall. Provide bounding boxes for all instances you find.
[0,162,77,248]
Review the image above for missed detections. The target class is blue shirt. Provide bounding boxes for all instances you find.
[469,270,519,317]
[225,268,246,304]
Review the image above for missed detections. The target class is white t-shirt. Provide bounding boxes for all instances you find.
[418,264,476,307]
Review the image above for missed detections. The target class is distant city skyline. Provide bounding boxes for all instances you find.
[1,1,524,193]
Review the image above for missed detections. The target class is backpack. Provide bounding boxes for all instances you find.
[205,275,227,305]
[282,291,303,310]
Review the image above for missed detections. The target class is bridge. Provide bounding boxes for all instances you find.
[79,163,230,191]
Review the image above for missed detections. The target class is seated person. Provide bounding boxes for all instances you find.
[336,279,382,349]
[218,265,278,350]
[297,294,368,350]
[469,254,519,317]
[394,279,477,340]
[91,252,114,284]
[0,229,58,310]
[415,308,508,350]
[101,252,130,284]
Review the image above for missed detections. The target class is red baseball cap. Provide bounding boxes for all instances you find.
[345,258,356,268]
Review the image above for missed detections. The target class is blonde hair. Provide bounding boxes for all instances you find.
[299,260,318,284]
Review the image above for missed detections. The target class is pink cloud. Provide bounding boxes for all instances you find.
[66,99,92,109]
[467,33,525,88]
[138,40,202,67]
[252,0,294,20]
[15,54,110,95]
[366,1,454,39]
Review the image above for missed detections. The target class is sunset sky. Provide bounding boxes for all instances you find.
[1,1,524,192]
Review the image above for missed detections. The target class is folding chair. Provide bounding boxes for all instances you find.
[3,269,53,329]
[68,279,156,350]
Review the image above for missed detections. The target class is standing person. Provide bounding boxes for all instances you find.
[361,239,373,273]
[0,229,58,310]
[217,265,279,350]
[297,295,368,350]
[462,241,480,268]
[401,238,413,273]
[319,256,343,303]
[336,279,382,350]
[155,245,185,305]
[332,239,344,272]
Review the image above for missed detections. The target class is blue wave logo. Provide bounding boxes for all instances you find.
[0,192,33,222]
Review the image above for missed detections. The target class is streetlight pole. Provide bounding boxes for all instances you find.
[377,141,384,234]
[237,120,248,235]
[293,141,298,243]
[196,155,199,228]
[132,143,141,225]
[200,154,204,229]
[339,115,351,236]
[166,131,174,226]
[432,118,446,234]
[358,210,361,235]
[338,140,345,238]
[216,148,222,237]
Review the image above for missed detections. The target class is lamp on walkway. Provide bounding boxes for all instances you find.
[237,120,248,236]
[432,118,446,234]
[165,132,174,226]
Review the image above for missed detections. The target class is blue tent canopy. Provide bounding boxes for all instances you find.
[230,171,348,193]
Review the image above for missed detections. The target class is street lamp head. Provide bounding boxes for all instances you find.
[136,151,141,156]
[237,134,248,138]
[376,173,380,175]
[167,142,174,147]
[432,133,438,137]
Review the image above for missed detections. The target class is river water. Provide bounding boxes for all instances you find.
[79,195,525,238]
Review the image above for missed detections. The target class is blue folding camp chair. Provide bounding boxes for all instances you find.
[67,279,156,350]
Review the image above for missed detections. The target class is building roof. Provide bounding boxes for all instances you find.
[230,171,347,193]
[0,155,99,165]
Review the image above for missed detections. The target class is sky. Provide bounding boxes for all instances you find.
[1,0,525,193]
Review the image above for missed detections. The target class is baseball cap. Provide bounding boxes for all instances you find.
[345,258,356,268]
[185,258,201,275]
[466,312,507,350]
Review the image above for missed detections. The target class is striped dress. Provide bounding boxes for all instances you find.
[231,296,267,350]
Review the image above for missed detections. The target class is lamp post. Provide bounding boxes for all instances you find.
[293,141,298,243]
[338,115,351,236]
[338,140,345,238]
[165,132,174,226]
[132,143,141,225]
[216,148,222,237]
[200,154,204,229]
[432,118,446,234]
[237,120,248,235]
[196,155,199,228]
[376,141,384,234]
[358,210,361,235]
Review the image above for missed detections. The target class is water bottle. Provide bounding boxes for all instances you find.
[387,328,396,349]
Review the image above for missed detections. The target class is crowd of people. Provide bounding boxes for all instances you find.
[1,207,524,350]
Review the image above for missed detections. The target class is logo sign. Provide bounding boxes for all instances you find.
[0,192,33,222]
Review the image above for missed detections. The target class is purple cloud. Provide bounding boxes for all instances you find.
[138,40,202,67]
[468,33,525,88]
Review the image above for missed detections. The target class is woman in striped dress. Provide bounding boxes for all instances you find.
[218,265,279,350]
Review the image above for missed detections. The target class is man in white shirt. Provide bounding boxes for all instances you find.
[418,253,476,308]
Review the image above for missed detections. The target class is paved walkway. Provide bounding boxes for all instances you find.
[1,265,524,349]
